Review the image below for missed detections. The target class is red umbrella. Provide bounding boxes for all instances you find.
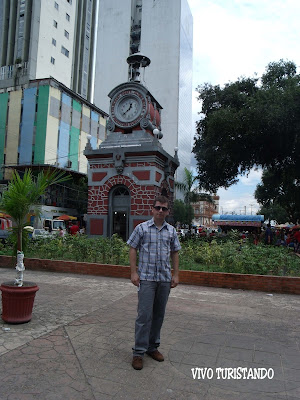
[54,215,77,221]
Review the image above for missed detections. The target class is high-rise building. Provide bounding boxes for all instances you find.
[0,0,97,100]
[0,0,193,186]
[94,0,193,184]
[0,0,105,181]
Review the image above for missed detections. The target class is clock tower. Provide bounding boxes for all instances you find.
[84,54,179,240]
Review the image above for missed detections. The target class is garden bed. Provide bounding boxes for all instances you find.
[0,255,299,295]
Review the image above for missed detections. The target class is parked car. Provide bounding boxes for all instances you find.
[0,229,11,243]
[177,229,188,237]
[31,228,52,240]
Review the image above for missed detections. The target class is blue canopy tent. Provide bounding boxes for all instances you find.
[212,214,264,231]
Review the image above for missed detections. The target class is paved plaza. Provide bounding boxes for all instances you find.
[0,267,299,400]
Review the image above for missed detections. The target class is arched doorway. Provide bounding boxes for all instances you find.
[109,186,130,241]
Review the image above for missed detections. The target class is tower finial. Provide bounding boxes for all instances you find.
[127,53,151,82]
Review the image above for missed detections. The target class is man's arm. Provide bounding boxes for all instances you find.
[129,246,140,287]
[170,250,179,288]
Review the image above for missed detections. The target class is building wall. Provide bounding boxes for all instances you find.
[34,84,49,164]
[19,86,36,165]
[70,99,81,171]
[0,92,9,179]
[44,85,61,165]
[192,196,220,227]
[140,0,181,154]
[0,0,96,100]
[35,0,76,87]
[177,0,193,184]
[93,0,132,112]
[6,90,22,175]
[0,79,107,179]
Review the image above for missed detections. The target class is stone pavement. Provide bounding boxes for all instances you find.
[0,267,299,400]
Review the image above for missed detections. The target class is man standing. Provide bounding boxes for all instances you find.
[127,196,181,370]
[265,223,273,245]
[69,222,79,235]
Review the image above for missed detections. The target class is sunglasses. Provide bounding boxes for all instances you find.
[153,206,169,212]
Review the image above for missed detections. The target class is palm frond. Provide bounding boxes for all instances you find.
[0,168,71,252]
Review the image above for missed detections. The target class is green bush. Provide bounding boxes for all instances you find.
[0,234,299,277]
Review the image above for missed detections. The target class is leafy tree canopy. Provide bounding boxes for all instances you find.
[193,60,300,193]
[255,167,300,223]
[257,203,289,225]
[173,200,194,226]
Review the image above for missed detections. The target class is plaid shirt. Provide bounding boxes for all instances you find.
[127,218,181,282]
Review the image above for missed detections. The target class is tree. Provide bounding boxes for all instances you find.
[255,168,300,223]
[193,60,300,193]
[0,169,70,285]
[173,199,194,226]
[175,168,212,226]
[175,167,212,218]
[258,203,289,225]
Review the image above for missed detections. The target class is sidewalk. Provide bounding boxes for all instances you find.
[0,267,299,400]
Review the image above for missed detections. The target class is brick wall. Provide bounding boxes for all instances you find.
[0,256,299,294]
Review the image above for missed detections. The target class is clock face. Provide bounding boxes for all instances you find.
[110,89,147,128]
[118,96,141,121]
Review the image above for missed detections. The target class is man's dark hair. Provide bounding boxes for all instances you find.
[153,196,169,208]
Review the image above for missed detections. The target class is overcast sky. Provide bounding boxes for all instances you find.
[187,0,300,214]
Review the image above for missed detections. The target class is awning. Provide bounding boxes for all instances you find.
[54,215,77,221]
[212,214,264,222]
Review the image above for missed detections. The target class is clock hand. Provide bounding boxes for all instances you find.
[123,103,133,115]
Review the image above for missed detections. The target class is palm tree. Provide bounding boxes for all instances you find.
[175,168,212,226]
[0,168,70,286]
[175,167,212,204]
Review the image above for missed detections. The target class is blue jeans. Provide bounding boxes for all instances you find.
[133,280,171,357]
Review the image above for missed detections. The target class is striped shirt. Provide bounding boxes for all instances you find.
[127,218,181,282]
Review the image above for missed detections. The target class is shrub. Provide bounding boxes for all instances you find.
[0,234,299,276]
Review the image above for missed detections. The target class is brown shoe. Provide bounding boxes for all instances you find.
[132,356,143,370]
[146,350,164,362]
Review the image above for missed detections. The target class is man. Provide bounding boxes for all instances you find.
[127,195,181,370]
[69,222,79,235]
[265,223,273,245]
[293,227,300,253]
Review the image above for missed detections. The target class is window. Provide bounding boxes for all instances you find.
[54,2,59,10]
[61,46,69,57]
[52,38,56,46]
[64,30,69,39]
[66,13,70,21]
[53,20,57,28]
[51,57,55,64]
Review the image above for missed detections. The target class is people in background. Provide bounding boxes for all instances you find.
[69,222,79,236]
[58,226,66,237]
[264,224,273,245]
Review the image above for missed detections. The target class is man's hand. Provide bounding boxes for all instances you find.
[171,275,179,288]
[131,271,140,287]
